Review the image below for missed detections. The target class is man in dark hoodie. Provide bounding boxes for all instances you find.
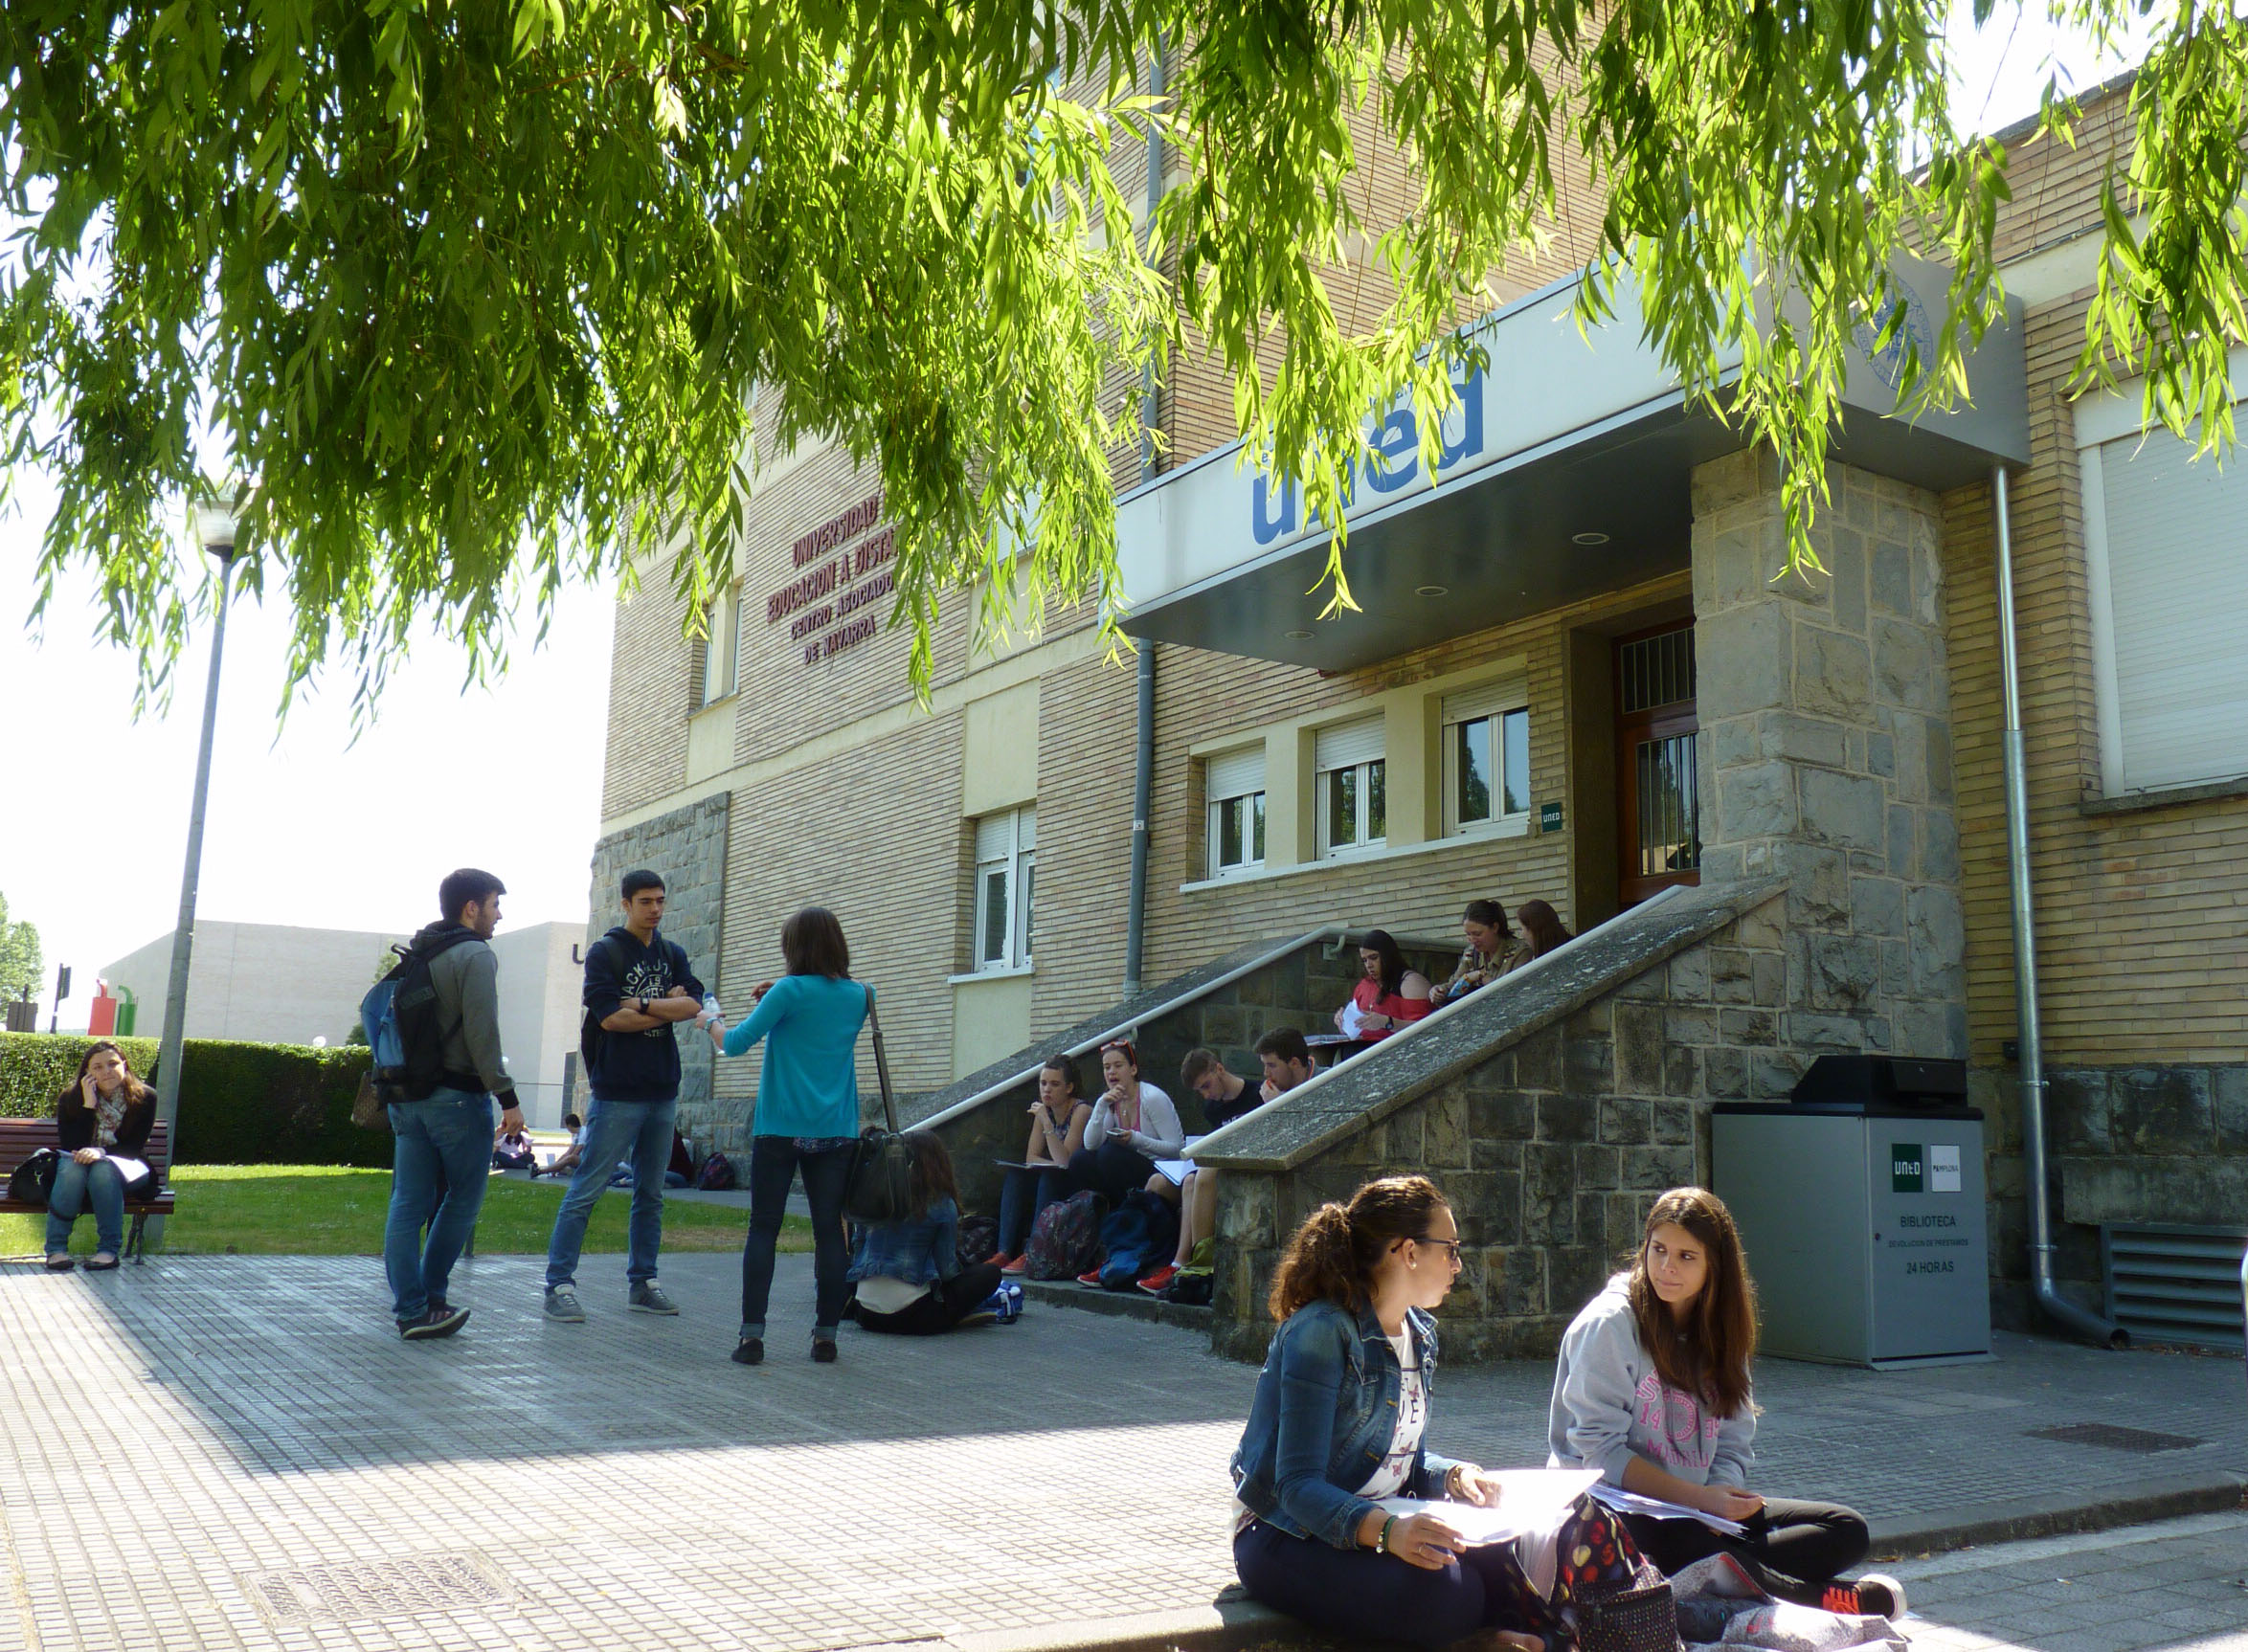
[384,867,525,1340]
[544,868,706,1323]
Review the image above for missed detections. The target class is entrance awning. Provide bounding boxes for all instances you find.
[1114,254,2029,672]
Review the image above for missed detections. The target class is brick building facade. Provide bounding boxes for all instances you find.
[592,66,2247,1342]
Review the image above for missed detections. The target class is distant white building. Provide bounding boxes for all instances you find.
[102,918,590,1128]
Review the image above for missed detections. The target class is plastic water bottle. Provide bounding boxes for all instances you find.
[701,993,722,1027]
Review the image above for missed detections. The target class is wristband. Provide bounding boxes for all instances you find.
[1377,1515,1397,1554]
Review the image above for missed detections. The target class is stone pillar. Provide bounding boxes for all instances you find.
[1691,450,1965,1091]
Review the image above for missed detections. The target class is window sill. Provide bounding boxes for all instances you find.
[949,964,1037,985]
[2079,773,2248,817]
[1180,815,1532,895]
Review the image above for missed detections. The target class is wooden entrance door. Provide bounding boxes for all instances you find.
[1616,623,1702,905]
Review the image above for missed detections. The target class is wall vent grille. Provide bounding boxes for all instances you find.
[2100,1221,2247,1351]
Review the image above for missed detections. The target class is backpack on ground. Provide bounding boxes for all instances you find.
[1023,1189,1106,1280]
[1097,1190,1179,1291]
[1162,1235,1217,1306]
[692,1152,737,1191]
[358,929,476,1107]
[955,1214,999,1270]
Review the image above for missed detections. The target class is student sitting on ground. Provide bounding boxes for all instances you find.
[1136,1048,1263,1296]
[1231,1174,1643,1648]
[1336,929,1433,1039]
[845,1132,1007,1334]
[1064,1038,1184,1203]
[1428,900,1532,1006]
[993,1055,1091,1275]
[531,1113,587,1179]
[1515,900,1574,960]
[1547,1186,1905,1618]
[492,1124,538,1172]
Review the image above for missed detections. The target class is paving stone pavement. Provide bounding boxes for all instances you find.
[1883,1511,2248,1652]
[0,1250,2243,1652]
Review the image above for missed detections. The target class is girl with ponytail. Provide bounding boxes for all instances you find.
[1231,1176,1642,1648]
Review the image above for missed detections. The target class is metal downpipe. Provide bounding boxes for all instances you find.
[1991,464,2125,1349]
[1123,37,1164,999]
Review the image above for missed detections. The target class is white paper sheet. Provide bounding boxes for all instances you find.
[1377,1467,1602,1546]
[1338,999,1370,1038]
[102,1156,152,1186]
[1587,1481,1748,1535]
[1152,1135,1207,1186]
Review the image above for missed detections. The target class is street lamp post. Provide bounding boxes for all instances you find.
[152,500,242,1156]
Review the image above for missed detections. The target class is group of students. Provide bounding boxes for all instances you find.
[1231,1178,1902,1649]
[984,1027,1324,1290]
[1337,899,1575,1042]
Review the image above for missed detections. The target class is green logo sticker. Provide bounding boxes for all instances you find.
[1891,1144,1924,1194]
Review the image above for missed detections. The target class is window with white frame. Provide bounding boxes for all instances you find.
[973,807,1036,971]
[699,582,740,707]
[1206,746,1267,877]
[1442,684,1531,832]
[2080,402,2248,795]
[1315,716,1386,856]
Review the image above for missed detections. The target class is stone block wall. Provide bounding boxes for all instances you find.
[584,793,731,1148]
[1959,1060,2248,1328]
[1210,891,1788,1364]
[1691,450,1967,1089]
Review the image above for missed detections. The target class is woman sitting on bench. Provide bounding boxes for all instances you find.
[47,1041,157,1273]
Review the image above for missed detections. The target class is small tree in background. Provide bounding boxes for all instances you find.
[0,892,43,1009]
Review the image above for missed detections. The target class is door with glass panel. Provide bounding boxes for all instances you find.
[1615,623,1701,905]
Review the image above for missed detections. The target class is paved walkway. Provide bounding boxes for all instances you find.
[1889,1511,2248,1652]
[0,1251,2241,1652]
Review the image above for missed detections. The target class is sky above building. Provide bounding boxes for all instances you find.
[0,2,2161,1031]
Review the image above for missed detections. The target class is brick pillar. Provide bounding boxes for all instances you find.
[1691,450,1966,1093]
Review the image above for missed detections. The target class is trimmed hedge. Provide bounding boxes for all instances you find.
[0,1033,387,1167]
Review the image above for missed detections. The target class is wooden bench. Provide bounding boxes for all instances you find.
[0,1119,176,1263]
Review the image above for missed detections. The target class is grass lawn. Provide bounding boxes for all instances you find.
[2,1165,810,1259]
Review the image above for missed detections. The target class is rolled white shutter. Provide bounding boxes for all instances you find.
[1314,715,1384,772]
[975,813,1015,863]
[2101,431,2248,791]
[1442,681,1525,726]
[1207,745,1266,802]
[1017,807,1036,852]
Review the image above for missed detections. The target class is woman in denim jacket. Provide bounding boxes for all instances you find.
[844,1133,1006,1334]
[1231,1175,1641,1647]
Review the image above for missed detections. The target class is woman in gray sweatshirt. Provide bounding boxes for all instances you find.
[1546,1187,1904,1618]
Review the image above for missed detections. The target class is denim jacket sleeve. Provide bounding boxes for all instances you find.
[1272,1314,1382,1550]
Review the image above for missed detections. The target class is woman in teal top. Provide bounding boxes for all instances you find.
[709,906,871,1368]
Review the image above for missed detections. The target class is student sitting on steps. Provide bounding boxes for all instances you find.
[1546,1186,1906,1619]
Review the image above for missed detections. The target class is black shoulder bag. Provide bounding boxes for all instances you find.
[844,988,917,1223]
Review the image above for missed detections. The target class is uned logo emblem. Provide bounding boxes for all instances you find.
[1891,1143,1924,1194]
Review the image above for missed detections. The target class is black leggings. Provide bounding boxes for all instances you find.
[1622,1496,1870,1594]
[1066,1139,1154,1204]
[854,1263,1003,1334]
[741,1137,854,1339]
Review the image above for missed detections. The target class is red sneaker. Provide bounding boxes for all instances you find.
[982,1252,1008,1267]
[999,1256,1027,1276]
[1138,1264,1180,1295]
[1075,1268,1105,1286]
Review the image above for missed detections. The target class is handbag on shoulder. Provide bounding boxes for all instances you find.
[844,989,917,1223]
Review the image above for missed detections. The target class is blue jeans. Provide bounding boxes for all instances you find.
[384,1089,497,1322]
[997,1165,1068,1257]
[545,1096,675,1291]
[740,1136,854,1339]
[46,1156,126,1256]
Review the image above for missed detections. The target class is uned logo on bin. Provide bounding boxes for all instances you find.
[1891,1144,1924,1194]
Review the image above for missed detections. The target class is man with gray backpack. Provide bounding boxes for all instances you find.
[368,867,524,1341]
